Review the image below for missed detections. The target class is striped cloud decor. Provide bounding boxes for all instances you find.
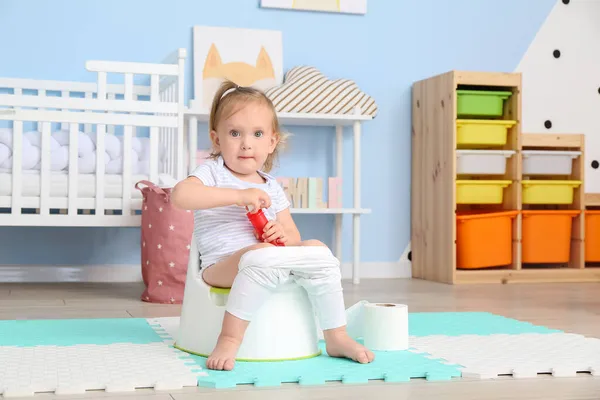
[264,66,378,117]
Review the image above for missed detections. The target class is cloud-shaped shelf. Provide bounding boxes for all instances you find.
[265,66,378,118]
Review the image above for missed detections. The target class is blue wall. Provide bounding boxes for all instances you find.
[0,0,555,265]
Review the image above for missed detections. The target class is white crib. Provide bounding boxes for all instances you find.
[0,48,187,227]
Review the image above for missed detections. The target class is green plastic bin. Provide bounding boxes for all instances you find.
[456,90,512,117]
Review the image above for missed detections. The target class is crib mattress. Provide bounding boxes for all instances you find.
[0,172,147,199]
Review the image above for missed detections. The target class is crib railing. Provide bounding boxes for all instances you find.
[0,48,187,226]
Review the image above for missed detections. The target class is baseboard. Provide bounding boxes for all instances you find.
[0,265,143,283]
[0,262,411,283]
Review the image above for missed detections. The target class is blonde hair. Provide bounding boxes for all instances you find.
[208,80,287,173]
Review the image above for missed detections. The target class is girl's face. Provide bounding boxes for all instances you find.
[210,101,278,177]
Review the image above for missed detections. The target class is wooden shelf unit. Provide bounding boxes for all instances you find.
[586,193,600,207]
[411,70,600,284]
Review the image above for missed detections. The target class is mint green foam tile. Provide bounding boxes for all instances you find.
[193,340,462,389]
[0,318,164,347]
[408,312,562,336]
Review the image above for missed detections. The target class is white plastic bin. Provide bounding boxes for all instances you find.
[456,150,515,175]
[522,150,581,175]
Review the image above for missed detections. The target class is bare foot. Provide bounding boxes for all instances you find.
[324,328,375,364]
[206,334,241,371]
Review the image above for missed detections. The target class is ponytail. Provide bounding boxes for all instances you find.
[208,80,238,133]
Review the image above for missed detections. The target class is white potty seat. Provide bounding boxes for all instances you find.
[175,234,322,361]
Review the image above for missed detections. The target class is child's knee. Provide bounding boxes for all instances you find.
[301,239,327,247]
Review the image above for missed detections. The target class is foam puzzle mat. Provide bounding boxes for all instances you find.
[0,312,598,397]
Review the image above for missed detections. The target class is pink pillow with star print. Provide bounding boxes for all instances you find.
[135,180,194,304]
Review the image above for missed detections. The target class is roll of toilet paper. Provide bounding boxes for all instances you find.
[362,303,409,351]
[345,300,368,340]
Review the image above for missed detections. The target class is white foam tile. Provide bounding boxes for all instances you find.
[147,317,181,342]
[410,333,600,379]
[0,342,204,397]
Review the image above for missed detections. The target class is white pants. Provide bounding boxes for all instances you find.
[225,246,347,331]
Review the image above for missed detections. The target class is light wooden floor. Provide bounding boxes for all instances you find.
[1,278,600,399]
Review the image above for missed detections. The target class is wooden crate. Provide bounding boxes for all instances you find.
[411,70,600,284]
[520,133,585,270]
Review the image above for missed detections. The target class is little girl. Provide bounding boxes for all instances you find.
[172,80,374,371]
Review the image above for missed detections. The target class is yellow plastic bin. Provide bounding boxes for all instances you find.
[456,180,512,204]
[521,180,581,204]
[456,119,516,148]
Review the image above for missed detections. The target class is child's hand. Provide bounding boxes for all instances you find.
[261,220,287,245]
[236,188,271,211]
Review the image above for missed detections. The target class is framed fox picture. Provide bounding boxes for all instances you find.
[192,26,284,110]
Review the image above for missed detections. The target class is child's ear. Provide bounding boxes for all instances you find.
[210,130,220,148]
[269,132,279,153]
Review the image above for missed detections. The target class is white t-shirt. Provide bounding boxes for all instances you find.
[188,156,291,268]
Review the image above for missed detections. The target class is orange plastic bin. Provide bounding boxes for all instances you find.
[522,210,580,264]
[456,210,518,269]
[585,210,600,262]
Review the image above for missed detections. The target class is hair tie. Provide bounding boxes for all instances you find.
[220,85,242,100]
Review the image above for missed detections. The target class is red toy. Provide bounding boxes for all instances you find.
[246,206,285,246]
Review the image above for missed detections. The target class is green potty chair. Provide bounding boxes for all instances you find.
[174,232,322,361]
